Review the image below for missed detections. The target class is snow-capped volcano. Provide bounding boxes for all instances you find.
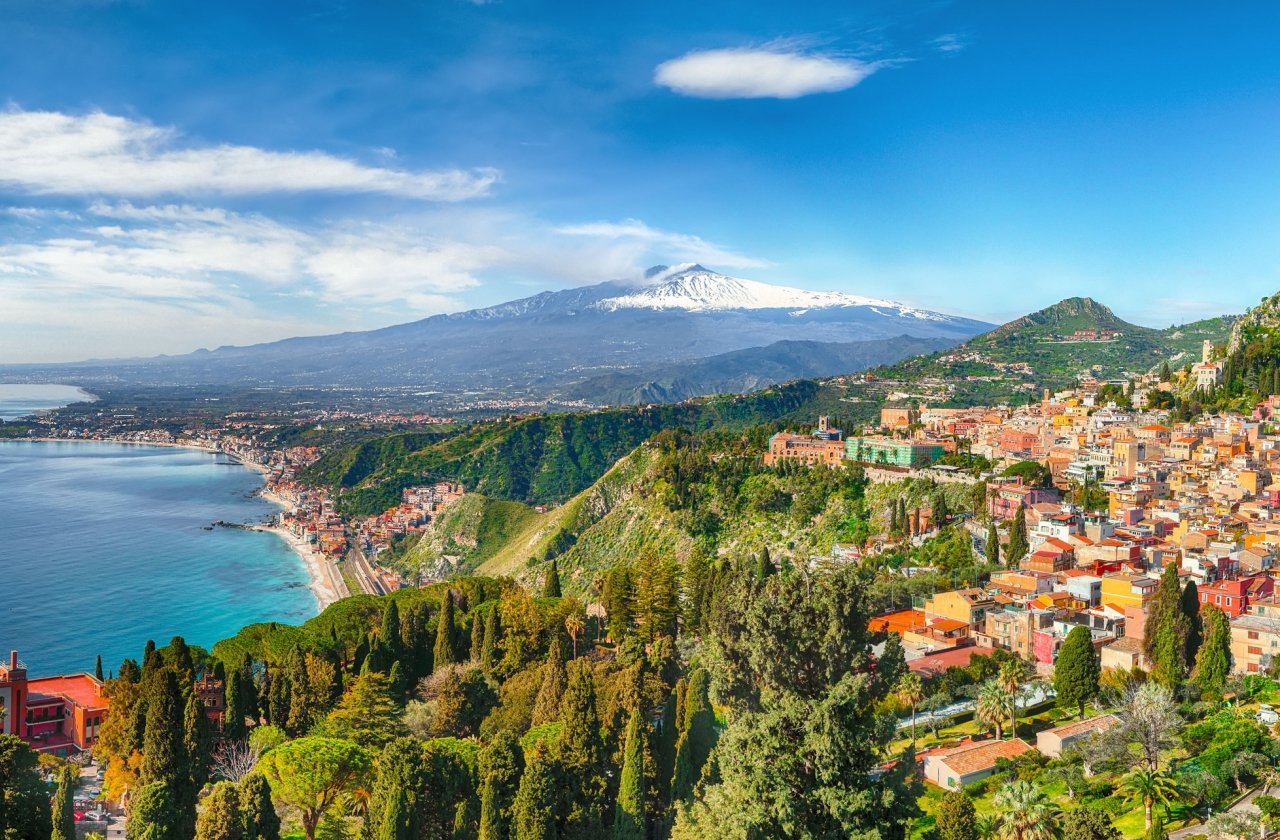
[592,264,947,321]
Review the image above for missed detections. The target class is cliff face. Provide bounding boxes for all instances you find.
[1228,292,1280,355]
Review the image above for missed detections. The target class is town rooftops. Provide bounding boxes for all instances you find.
[908,646,985,676]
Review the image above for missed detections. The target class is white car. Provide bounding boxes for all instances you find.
[1257,706,1278,725]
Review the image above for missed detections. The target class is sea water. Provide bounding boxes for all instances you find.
[0,441,317,677]
[0,384,94,420]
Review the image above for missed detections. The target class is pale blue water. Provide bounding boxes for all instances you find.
[0,442,317,677]
[0,384,94,420]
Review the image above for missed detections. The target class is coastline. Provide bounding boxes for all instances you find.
[257,487,350,610]
[6,436,348,611]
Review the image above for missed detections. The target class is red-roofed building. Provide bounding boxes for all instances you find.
[0,650,108,756]
[1199,575,1275,617]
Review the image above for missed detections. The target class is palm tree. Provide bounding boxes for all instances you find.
[976,679,1007,741]
[897,673,925,744]
[975,814,1001,840]
[564,613,585,659]
[1122,768,1181,831]
[993,780,1060,840]
[998,660,1025,739]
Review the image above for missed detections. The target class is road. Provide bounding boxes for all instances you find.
[1167,784,1278,839]
[347,544,387,596]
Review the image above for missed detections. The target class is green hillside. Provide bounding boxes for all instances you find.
[302,381,823,515]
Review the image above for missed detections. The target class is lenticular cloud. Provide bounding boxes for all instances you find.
[655,48,877,99]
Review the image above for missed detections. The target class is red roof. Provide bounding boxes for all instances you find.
[909,646,985,676]
[26,674,108,711]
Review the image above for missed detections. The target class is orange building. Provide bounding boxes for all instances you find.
[0,649,109,756]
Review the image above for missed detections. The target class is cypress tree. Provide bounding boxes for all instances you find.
[1181,580,1203,663]
[51,766,76,840]
[364,738,424,840]
[238,773,280,840]
[559,660,606,837]
[266,668,289,729]
[932,492,949,527]
[543,559,562,598]
[478,731,524,840]
[170,636,195,680]
[379,600,403,666]
[285,648,313,736]
[239,654,259,724]
[434,592,458,669]
[387,661,407,701]
[141,668,194,837]
[935,789,977,840]
[185,689,214,793]
[531,637,568,726]
[613,708,647,840]
[656,688,678,805]
[754,547,773,582]
[470,613,484,661]
[1054,625,1100,719]
[1145,563,1189,688]
[671,668,716,802]
[195,782,243,840]
[482,606,502,672]
[95,654,104,682]
[985,521,1000,566]
[1006,508,1028,566]
[224,670,247,742]
[605,567,635,641]
[512,742,559,840]
[1192,604,1232,693]
[128,782,180,840]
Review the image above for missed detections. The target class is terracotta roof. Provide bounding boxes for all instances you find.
[936,738,1034,776]
[1104,636,1144,654]
[908,646,985,676]
[1040,714,1119,740]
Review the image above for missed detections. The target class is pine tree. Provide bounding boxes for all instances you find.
[478,731,524,840]
[434,592,458,669]
[985,521,1000,566]
[559,660,606,837]
[195,782,243,840]
[482,606,502,672]
[238,773,280,840]
[543,559,562,598]
[613,707,647,840]
[470,613,484,661]
[531,637,568,726]
[605,567,635,641]
[512,742,559,840]
[1181,580,1203,664]
[1145,563,1189,688]
[1007,508,1028,566]
[1054,625,1100,719]
[51,766,76,840]
[1192,604,1232,693]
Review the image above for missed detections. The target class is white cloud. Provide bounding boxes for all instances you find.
[654,47,879,99]
[0,109,500,199]
[555,218,770,269]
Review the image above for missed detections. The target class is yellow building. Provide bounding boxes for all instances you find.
[1099,573,1158,611]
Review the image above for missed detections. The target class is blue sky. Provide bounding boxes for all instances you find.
[2,1,1279,361]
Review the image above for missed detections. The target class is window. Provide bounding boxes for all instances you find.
[1250,631,1260,640]
[1249,646,1263,655]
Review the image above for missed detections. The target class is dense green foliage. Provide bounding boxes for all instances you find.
[1054,625,1100,719]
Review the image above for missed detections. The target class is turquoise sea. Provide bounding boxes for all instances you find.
[0,441,318,678]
